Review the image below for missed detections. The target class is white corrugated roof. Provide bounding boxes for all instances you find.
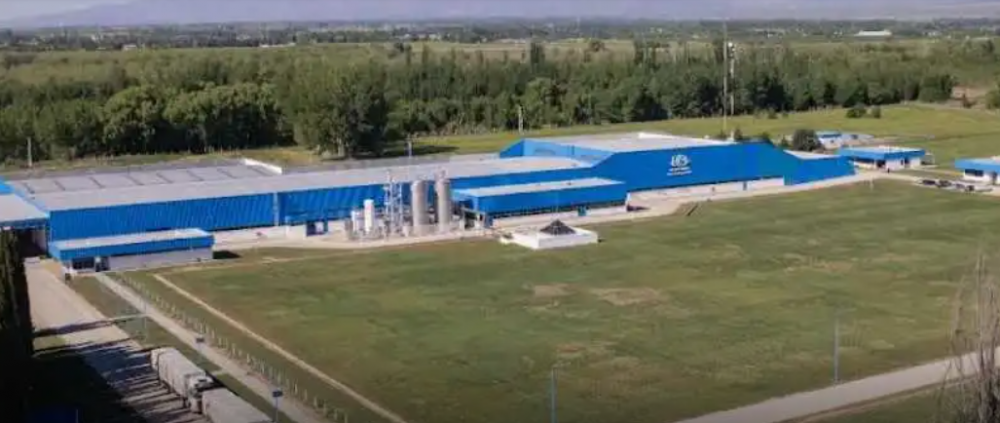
[455,178,622,197]
[52,228,211,251]
[531,132,733,152]
[30,157,590,211]
[842,146,924,153]
[0,195,47,224]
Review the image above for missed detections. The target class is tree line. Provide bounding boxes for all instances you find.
[0,231,32,422]
[0,40,963,163]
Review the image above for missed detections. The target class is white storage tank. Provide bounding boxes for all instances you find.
[363,199,376,234]
[435,178,452,233]
[350,209,363,235]
[411,180,430,235]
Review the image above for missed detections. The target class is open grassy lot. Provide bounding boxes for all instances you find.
[127,181,1000,423]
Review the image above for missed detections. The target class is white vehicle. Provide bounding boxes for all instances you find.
[149,347,216,411]
[201,389,272,423]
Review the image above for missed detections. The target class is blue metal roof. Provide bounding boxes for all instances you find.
[49,228,214,261]
[956,158,1000,174]
[838,146,926,161]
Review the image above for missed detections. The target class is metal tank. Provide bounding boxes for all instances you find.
[410,180,430,235]
[349,209,363,236]
[363,199,376,234]
[435,177,452,233]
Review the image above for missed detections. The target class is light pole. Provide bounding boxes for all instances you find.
[833,308,841,384]
[549,366,557,423]
[271,388,284,423]
[195,334,206,367]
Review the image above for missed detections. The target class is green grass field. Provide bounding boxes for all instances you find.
[123,181,1000,423]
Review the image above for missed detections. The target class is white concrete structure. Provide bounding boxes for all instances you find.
[499,221,598,250]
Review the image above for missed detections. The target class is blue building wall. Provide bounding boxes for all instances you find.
[50,234,215,261]
[838,148,926,162]
[277,167,591,225]
[48,195,275,241]
[504,140,854,191]
[42,138,854,245]
[956,158,1000,174]
[454,182,628,215]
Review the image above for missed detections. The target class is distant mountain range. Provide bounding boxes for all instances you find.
[6,0,1000,29]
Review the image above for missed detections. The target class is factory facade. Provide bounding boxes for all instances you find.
[957,157,1000,185]
[0,132,855,272]
[838,146,928,171]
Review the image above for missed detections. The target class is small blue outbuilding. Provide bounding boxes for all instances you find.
[838,146,927,171]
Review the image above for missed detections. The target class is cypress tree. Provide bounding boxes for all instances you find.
[0,230,29,422]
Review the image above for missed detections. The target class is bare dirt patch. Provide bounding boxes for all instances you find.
[590,288,661,306]
[556,341,614,361]
[532,284,571,298]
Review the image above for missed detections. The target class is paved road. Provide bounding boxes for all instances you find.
[28,263,208,423]
[672,350,987,423]
[91,273,329,423]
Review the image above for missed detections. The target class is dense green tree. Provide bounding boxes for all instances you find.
[790,129,821,151]
[0,38,975,164]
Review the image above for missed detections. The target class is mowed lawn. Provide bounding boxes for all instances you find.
[141,182,1000,423]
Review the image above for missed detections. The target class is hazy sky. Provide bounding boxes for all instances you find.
[0,0,127,19]
[3,0,999,25]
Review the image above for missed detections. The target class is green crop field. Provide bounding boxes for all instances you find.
[124,181,1000,423]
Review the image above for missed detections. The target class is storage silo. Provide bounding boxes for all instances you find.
[349,209,363,236]
[410,180,430,235]
[363,199,376,234]
[435,177,452,233]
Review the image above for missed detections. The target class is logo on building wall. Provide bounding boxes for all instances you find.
[669,154,692,176]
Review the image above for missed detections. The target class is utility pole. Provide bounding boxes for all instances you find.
[26,137,32,168]
[833,308,841,384]
[517,105,524,134]
[722,20,729,136]
[549,366,557,423]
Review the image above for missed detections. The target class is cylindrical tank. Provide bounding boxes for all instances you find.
[363,199,375,233]
[435,178,452,233]
[411,180,430,235]
[350,209,363,235]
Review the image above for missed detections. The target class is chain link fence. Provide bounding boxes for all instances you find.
[111,273,354,423]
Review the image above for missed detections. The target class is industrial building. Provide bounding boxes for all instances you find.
[838,146,928,171]
[956,157,1000,185]
[0,132,855,272]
